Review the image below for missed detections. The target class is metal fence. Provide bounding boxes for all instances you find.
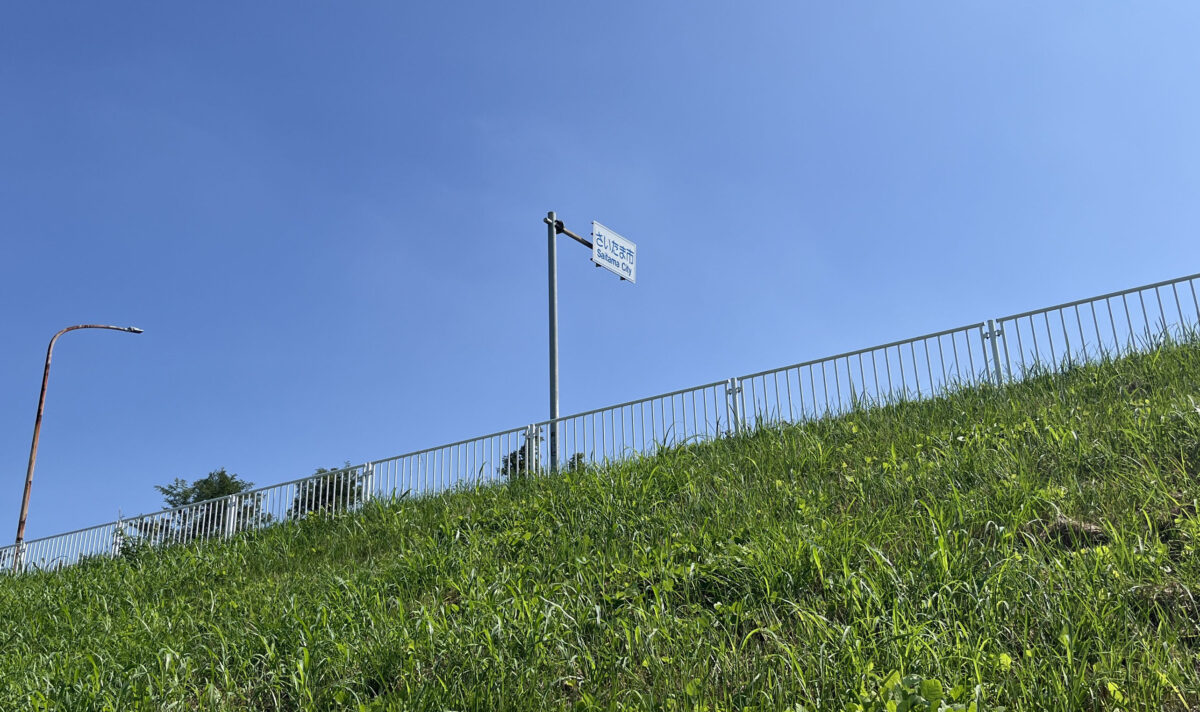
[3,271,1198,574]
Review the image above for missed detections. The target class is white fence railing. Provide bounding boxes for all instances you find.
[4,271,1198,573]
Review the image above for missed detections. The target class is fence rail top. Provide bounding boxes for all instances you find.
[531,379,732,427]
[735,321,988,382]
[13,519,121,547]
[13,464,373,548]
[996,272,1200,323]
[369,425,531,462]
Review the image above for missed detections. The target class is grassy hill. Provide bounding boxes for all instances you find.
[2,342,1199,711]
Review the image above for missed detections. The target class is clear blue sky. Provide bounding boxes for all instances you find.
[4,4,1199,541]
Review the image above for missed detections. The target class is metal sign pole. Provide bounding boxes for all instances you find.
[546,211,560,473]
[542,212,633,474]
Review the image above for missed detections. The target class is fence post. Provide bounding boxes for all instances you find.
[362,463,375,505]
[986,319,1004,386]
[524,424,537,476]
[111,514,124,559]
[725,378,743,435]
[224,496,238,539]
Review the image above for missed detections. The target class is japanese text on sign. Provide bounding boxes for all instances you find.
[591,222,637,284]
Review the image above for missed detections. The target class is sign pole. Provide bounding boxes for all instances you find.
[541,212,633,474]
[546,210,559,473]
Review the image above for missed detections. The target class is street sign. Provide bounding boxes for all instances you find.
[591,221,637,283]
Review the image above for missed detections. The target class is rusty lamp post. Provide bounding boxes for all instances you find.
[12,324,142,569]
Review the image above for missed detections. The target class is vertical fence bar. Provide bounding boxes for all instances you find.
[726,378,742,435]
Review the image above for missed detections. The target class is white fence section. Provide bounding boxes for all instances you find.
[3,271,1198,574]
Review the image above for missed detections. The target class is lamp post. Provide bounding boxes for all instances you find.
[12,324,142,569]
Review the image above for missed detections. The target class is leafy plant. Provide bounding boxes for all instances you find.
[846,671,1004,712]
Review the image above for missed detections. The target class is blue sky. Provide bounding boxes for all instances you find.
[3,3,1199,541]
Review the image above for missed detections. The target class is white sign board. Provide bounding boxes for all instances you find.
[591,222,636,283]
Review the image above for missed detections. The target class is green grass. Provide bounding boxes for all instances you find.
[3,343,1200,711]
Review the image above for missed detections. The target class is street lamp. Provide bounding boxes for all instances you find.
[13,324,143,568]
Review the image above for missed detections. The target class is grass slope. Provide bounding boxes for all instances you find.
[3,344,1200,711]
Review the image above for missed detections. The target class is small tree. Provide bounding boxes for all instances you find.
[135,468,265,544]
[289,462,365,517]
[156,468,255,509]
